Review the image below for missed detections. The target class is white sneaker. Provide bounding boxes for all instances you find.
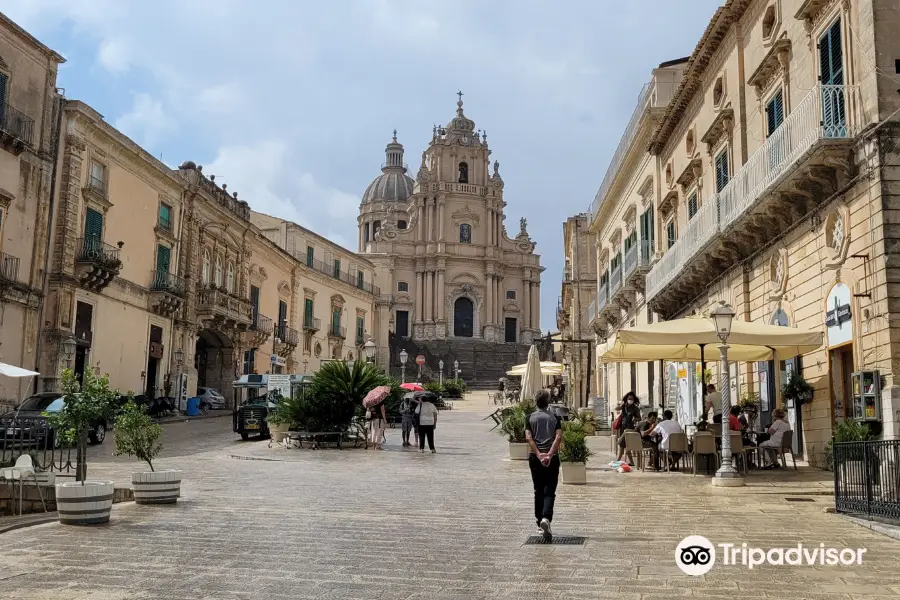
[539,518,552,540]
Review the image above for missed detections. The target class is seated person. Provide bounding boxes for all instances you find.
[638,412,660,469]
[759,408,790,469]
[649,410,683,469]
[727,405,744,434]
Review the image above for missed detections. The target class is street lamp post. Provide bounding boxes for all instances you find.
[303,358,309,375]
[61,337,76,370]
[399,349,408,384]
[710,301,743,487]
[438,359,444,386]
[173,348,185,411]
[364,338,376,365]
[453,359,459,381]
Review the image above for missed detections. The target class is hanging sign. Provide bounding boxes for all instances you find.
[825,283,852,346]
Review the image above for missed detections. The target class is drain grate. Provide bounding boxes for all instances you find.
[784,497,816,502]
[524,535,586,545]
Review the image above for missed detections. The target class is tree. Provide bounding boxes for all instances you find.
[46,368,117,483]
[309,360,390,431]
[114,400,163,471]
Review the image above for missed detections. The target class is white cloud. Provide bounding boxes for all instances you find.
[114,93,175,148]
[96,37,132,73]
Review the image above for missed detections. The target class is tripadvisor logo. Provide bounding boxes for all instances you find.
[676,536,867,574]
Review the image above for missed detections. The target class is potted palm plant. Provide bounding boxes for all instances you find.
[114,400,182,504]
[499,404,529,460]
[46,368,117,525]
[577,409,597,435]
[560,418,592,484]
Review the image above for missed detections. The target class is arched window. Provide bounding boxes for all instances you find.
[226,261,235,293]
[202,250,211,284]
[459,223,472,244]
[215,255,223,287]
[458,162,468,184]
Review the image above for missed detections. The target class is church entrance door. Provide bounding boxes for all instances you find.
[453,297,474,337]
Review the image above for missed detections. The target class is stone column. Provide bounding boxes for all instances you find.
[415,271,423,321]
[438,200,445,240]
[523,281,531,329]
[417,200,425,242]
[532,283,540,330]
[486,275,494,328]
[437,270,445,320]
[425,270,434,322]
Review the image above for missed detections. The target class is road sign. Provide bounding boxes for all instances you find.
[415,355,425,366]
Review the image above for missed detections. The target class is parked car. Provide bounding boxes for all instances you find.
[0,392,110,447]
[197,387,227,410]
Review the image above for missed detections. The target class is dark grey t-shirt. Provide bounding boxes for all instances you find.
[526,409,561,452]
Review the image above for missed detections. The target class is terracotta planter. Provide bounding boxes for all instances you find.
[508,442,529,460]
[561,462,587,485]
[55,480,114,525]
[132,470,183,505]
[269,422,290,443]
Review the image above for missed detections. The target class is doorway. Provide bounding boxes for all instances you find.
[830,344,854,423]
[146,325,163,399]
[453,297,474,337]
[504,317,517,343]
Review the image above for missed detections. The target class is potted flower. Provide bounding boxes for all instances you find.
[781,372,814,405]
[114,400,182,504]
[738,392,760,430]
[267,394,305,443]
[499,404,529,460]
[560,419,592,484]
[45,368,117,525]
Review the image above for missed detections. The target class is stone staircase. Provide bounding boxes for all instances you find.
[388,335,531,389]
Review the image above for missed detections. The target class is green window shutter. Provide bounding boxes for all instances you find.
[333,259,340,278]
[356,316,364,341]
[250,286,260,323]
[84,208,104,251]
[766,90,785,137]
[357,271,364,288]
[715,150,729,193]
[0,73,7,118]
[688,192,699,219]
[667,221,676,249]
[819,19,845,136]
[156,244,170,273]
[332,309,340,332]
[304,299,313,324]
[306,245,314,267]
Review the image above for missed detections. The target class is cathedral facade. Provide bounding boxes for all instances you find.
[359,96,543,366]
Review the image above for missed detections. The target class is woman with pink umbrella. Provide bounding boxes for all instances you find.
[363,385,391,450]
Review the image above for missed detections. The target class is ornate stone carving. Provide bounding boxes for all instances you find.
[451,205,480,226]
[769,249,789,299]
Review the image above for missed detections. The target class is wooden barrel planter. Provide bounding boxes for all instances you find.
[55,481,114,525]
[508,442,529,460]
[132,470,182,504]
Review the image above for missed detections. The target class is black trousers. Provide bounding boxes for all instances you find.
[528,454,560,525]
[419,425,435,450]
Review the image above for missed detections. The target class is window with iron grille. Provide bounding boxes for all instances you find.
[506,290,516,300]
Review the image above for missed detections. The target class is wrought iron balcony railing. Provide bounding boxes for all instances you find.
[610,266,623,296]
[0,102,35,146]
[303,316,321,332]
[588,300,596,324]
[329,325,346,339]
[149,270,187,296]
[597,282,609,314]
[76,237,121,266]
[0,252,20,283]
[275,323,300,346]
[251,313,273,333]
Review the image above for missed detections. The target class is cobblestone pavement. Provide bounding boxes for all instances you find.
[1,393,899,599]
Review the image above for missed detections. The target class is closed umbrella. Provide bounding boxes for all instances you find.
[519,345,543,404]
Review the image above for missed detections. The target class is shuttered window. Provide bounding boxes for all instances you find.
[624,231,636,253]
[84,208,103,251]
[332,308,341,333]
[666,220,676,249]
[715,149,729,193]
[304,298,313,326]
[640,207,654,254]
[306,245,314,267]
[357,270,364,288]
[819,18,846,137]
[250,286,260,323]
[0,73,7,124]
[156,244,170,273]
[333,258,340,279]
[356,316,364,343]
[687,192,699,220]
[766,89,785,137]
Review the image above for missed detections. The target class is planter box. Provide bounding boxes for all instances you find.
[269,422,290,444]
[509,442,529,460]
[562,462,587,485]
[33,471,56,487]
[55,480,114,525]
[133,470,182,505]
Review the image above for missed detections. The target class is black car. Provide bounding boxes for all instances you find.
[0,392,110,447]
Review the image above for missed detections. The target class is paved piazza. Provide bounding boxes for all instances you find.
[0,392,899,599]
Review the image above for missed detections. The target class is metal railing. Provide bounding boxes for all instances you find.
[87,175,107,196]
[597,282,609,313]
[719,84,859,232]
[834,439,900,524]
[0,252,20,282]
[251,312,273,333]
[329,325,346,339]
[0,102,35,146]
[304,256,379,296]
[591,82,652,218]
[76,237,121,266]
[610,266,623,296]
[623,244,638,279]
[381,161,409,171]
[303,316,321,331]
[196,288,252,322]
[0,415,77,474]
[149,270,187,295]
[646,84,859,303]
[275,324,300,346]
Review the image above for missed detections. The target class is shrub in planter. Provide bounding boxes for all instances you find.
[499,403,533,460]
[312,360,391,432]
[576,410,597,435]
[826,418,875,472]
[443,379,466,398]
[115,400,182,504]
[560,419,592,485]
[424,382,444,396]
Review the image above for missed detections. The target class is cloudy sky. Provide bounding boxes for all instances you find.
[4,0,721,332]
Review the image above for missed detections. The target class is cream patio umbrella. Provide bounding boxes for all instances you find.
[518,345,544,404]
[506,361,564,377]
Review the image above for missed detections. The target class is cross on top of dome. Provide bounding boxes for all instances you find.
[448,91,474,132]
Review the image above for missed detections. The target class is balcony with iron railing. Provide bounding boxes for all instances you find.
[0,102,35,149]
[304,255,380,296]
[251,313,273,334]
[329,324,347,339]
[609,266,623,298]
[196,287,252,328]
[0,252,20,284]
[275,323,300,347]
[75,237,122,293]
[303,316,321,332]
[646,84,861,312]
[149,270,187,296]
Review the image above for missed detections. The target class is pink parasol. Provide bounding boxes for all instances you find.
[363,385,392,409]
[400,383,424,392]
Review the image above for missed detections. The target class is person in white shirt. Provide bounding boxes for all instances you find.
[649,410,684,470]
[415,392,439,453]
[759,408,790,469]
[705,384,722,423]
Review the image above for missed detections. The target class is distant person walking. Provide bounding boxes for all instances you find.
[400,393,417,448]
[525,389,562,541]
[367,398,387,450]
[416,392,438,453]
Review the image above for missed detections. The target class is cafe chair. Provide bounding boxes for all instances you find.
[779,431,797,470]
[0,454,48,516]
[665,432,689,472]
[623,431,645,470]
[692,432,719,476]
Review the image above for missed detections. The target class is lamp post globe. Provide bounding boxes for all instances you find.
[711,300,735,343]
[399,349,408,365]
[363,338,376,362]
[174,348,184,366]
[61,337,77,368]
[399,349,408,384]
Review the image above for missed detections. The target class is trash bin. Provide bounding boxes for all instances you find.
[186,397,201,416]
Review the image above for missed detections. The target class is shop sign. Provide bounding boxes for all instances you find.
[825,284,852,347]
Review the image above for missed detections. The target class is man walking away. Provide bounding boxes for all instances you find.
[525,389,562,541]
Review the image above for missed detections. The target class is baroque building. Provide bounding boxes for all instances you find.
[588,0,900,466]
[359,96,543,384]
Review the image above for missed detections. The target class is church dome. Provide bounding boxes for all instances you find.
[361,131,415,205]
